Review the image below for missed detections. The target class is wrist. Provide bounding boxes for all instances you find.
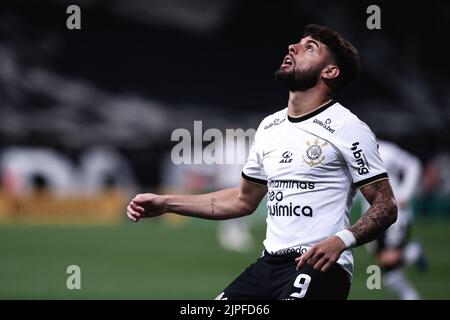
[334,229,357,249]
[162,195,171,212]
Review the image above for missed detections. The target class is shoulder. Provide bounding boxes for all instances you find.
[328,103,374,138]
[329,102,363,127]
[257,108,288,131]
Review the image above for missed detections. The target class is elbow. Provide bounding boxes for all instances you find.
[236,191,258,216]
[240,202,256,216]
[237,198,258,216]
[389,197,398,225]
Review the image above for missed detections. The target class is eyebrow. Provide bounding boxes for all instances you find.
[304,39,320,49]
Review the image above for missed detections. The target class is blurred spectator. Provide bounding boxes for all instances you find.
[0,146,136,223]
[79,146,137,195]
[0,147,75,197]
[419,152,450,216]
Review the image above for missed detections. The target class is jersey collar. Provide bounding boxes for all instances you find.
[287,100,335,123]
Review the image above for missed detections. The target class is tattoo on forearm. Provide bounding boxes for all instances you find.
[211,197,216,215]
[349,180,397,246]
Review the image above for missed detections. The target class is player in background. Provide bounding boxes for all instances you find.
[215,128,255,252]
[359,140,426,300]
[126,24,398,299]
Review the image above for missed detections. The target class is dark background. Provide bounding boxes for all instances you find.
[1,0,449,300]
[1,0,449,187]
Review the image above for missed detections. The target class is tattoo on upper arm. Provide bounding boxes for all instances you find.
[367,181,385,192]
[211,197,216,215]
[361,180,388,204]
[349,179,397,246]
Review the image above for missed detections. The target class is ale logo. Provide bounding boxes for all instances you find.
[279,151,293,163]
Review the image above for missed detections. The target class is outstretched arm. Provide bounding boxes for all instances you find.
[126,177,267,222]
[296,179,397,272]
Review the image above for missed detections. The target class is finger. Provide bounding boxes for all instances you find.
[132,199,147,207]
[312,256,328,271]
[296,249,314,270]
[320,261,334,272]
[127,204,141,217]
[307,251,324,267]
[130,202,145,213]
[126,211,138,222]
[127,205,141,219]
[133,194,148,204]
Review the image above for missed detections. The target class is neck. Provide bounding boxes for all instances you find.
[287,89,332,118]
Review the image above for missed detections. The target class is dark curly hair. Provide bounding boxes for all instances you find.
[304,24,361,91]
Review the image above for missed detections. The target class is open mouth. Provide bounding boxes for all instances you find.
[281,55,294,67]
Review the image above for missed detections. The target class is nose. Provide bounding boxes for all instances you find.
[288,43,299,55]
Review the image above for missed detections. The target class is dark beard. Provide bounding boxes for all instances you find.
[275,65,323,91]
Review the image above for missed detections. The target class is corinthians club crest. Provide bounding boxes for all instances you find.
[302,138,328,167]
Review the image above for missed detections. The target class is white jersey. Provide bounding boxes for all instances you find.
[360,140,422,229]
[242,101,388,277]
[375,141,421,205]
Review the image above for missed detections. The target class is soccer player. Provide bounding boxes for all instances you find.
[126,24,398,300]
[215,131,255,253]
[359,140,426,300]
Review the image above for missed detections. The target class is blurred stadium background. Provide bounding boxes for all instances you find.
[1,0,450,299]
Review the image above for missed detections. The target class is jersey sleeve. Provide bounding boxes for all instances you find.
[381,142,422,201]
[338,119,388,189]
[241,123,268,185]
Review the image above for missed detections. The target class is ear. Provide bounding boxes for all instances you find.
[322,65,340,80]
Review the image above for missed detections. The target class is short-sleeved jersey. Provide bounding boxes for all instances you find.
[373,141,421,203]
[360,140,422,223]
[242,101,388,277]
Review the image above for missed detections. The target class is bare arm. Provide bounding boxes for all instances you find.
[126,177,267,222]
[348,179,398,246]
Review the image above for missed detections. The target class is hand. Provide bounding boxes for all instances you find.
[295,236,346,272]
[126,193,167,222]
